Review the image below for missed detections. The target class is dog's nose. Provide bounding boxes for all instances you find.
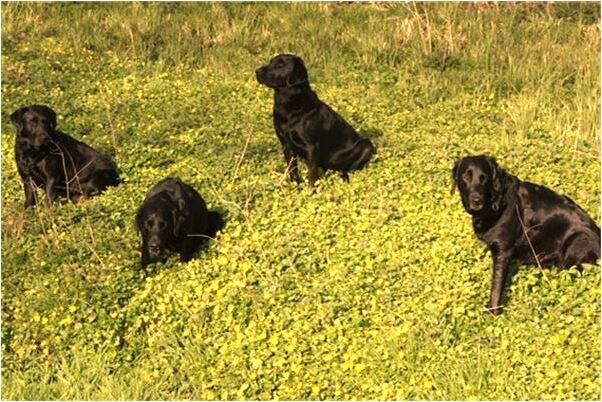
[255,67,265,82]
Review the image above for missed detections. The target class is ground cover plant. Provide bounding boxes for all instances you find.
[1,2,600,400]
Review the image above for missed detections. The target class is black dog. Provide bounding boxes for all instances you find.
[135,178,223,268]
[452,155,600,314]
[10,105,120,208]
[256,54,375,188]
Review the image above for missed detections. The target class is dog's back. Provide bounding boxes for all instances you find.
[144,178,212,235]
[54,131,120,187]
[514,180,601,267]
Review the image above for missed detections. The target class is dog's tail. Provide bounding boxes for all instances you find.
[207,210,225,238]
[101,169,121,187]
[350,138,376,171]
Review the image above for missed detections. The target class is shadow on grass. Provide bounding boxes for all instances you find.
[359,127,384,140]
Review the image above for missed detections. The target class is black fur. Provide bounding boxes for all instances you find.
[10,104,120,208]
[452,155,600,314]
[256,54,375,188]
[135,178,222,268]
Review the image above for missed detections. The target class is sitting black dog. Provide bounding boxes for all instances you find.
[135,178,223,268]
[10,104,120,208]
[256,54,375,188]
[452,155,600,314]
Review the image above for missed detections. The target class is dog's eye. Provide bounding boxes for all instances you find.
[158,221,166,229]
[479,174,487,183]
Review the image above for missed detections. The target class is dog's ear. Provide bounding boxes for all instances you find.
[170,182,189,214]
[166,180,188,237]
[10,107,28,131]
[451,159,462,195]
[287,57,309,87]
[172,209,185,237]
[486,156,506,212]
[39,105,57,130]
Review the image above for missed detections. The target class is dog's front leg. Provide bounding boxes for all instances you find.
[283,145,302,183]
[307,144,320,189]
[141,238,151,268]
[23,178,37,208]
[45,177,58,206]
[487,248,512,315]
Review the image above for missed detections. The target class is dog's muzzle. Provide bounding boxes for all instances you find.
[148,238,164,257]
[255,67,267,84]
[468,195,484,211]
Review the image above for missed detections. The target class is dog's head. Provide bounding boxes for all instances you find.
[255,54,309,90]
[451,155,507,215]
[10,105,57,148]
[136,194,185,259]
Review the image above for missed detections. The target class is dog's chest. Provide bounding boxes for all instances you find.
[15,142,69,181]
[273,107,298,128]
[16,145,48,173]
[273,112,310,151]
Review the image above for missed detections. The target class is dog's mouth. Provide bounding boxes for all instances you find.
[23,129,53,148]
[148,246,167,259]
[467,200,485,213]
[470,202,483,210]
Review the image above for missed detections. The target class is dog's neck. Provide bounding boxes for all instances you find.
[18,130,58,152]
[472,212,500,234]
[471,177,519,235]
[274,85,318,111]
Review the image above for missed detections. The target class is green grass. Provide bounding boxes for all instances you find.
[1,2,600,400]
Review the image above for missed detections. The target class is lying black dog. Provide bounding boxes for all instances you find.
[10,105,120,208]
[135,178,223,268]
[452,155,600,314]
[256,54,375,188]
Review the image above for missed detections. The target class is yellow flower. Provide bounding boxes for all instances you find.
[268,333,279,347]
[354,363,366,373]
[422,379,434,390]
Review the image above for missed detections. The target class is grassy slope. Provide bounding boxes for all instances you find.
[1,2,600,400]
